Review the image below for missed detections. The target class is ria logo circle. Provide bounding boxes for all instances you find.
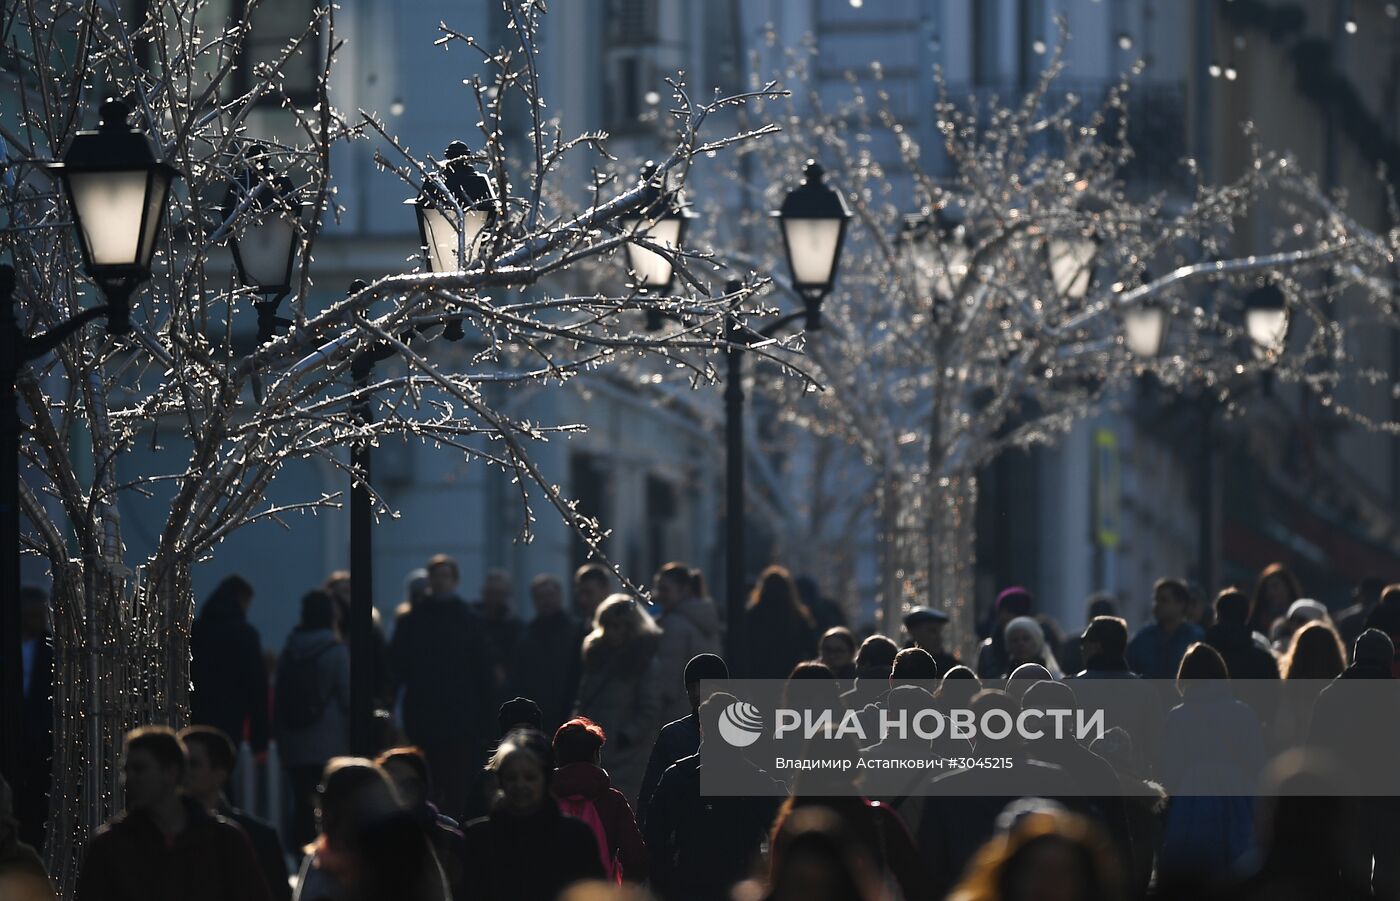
[717,700,764,748]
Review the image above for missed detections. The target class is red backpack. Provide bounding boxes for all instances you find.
[557,794,621,882]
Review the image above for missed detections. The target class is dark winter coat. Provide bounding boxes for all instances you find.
[637,713,700,825]
[1127,621,1205,680]
[391,596,494,747]
[551,762,648,880]
[741,603,815,680]
[509,610,582,734]
[191,593,269,752]
[643,754,781,901]
[219,803,290,901]
[471,605,524,705]
[460,803,606,901]
[75,798,273,901]
[920,754,1083,898]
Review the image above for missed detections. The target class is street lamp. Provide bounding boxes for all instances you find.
[227,145,303,343]
[901,204,973,307]
[1046,224,1100,301]
[722,162,851,669]
[47,99,178,335]
[773,160,852,330]
[623,162,696,331]
[9,106,180,785]
[410,142,499,340]
[1124,301,1168,359]
[1244,282,1289,361]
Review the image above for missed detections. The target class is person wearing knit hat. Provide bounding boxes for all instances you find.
[976,587,1037,679]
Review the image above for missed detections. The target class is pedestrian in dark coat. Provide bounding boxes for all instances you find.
[462,729,604,901]
[179,726,290,901]
[644,693,785,901]
[1127,578,1204,679]
[76,727,272,901]
[191,575,269,757]
[1306,629,1400,899]
[509,574,581,734]
[551,717,648,881]
[742,566,817,680]
[1159,643,1264,886]
[638,653,728,824]
[472,568,524,705]
[275,590,351,852]
[391,555,494,822]
[1202,588,1279,729]
[375,747,468,901]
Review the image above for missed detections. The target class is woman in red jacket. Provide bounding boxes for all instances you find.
[551,717,648,882]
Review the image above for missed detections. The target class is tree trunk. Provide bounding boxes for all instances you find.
[44,558,193,896]
[928,469,978,658]
[877,468,929,634]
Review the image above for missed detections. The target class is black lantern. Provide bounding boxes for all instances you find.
[900,203,973,305]
[774,160,852,331]
[411,142,498,274]
[227,144,302,343]
[48,98,179,334]
[1244,282,1288,361]
[409,143,498,340]
[622,161,696,299]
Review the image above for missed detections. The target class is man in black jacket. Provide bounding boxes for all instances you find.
[190,576,269,761]
[392,554,494,821]
[508,574,580,734]
[179,726,289,901]
[637,653,729,824]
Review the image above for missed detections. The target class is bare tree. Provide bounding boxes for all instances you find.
[709,36,1400,642]
[1,0,791,887]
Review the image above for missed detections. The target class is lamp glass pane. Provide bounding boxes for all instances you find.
[1246,308,1288,359]
[1049,236,1096,299]
[1124,307,1166,358]
[67,170,148,266]
[933,245,971,302]
[423,206,491,272]
[782,216,842,288]
[137,168,173,268]
[623,216,682,288]
[237,215,296,288]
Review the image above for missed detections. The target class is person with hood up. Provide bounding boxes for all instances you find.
[461,728,605,901]
[575,594,662,805]
[191,574,269,761]
[275,590,351,852]
[741,565,816,680]
[650,563,720,721]
[551,717,648,882]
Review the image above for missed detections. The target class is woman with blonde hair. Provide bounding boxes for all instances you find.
[1274,620,1348,747]
[574,595,662,804]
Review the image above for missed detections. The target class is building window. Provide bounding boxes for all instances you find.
[234,0,320,108]
[570,453,612,571]
[972,0,1000,86]
[603,0,659,132]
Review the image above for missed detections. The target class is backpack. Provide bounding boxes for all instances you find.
[274,642,335,731]
[557,793,620,883]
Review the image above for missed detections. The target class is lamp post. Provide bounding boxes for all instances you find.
[1131,279,1290,598]
[346,281,394,757]
[227,144,303,343]
[721,160,850,671]
[623,162,696,332]
[3,99,178,786]
[409,142,498,341]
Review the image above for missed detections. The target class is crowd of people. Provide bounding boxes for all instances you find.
[5,557,1400,900]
